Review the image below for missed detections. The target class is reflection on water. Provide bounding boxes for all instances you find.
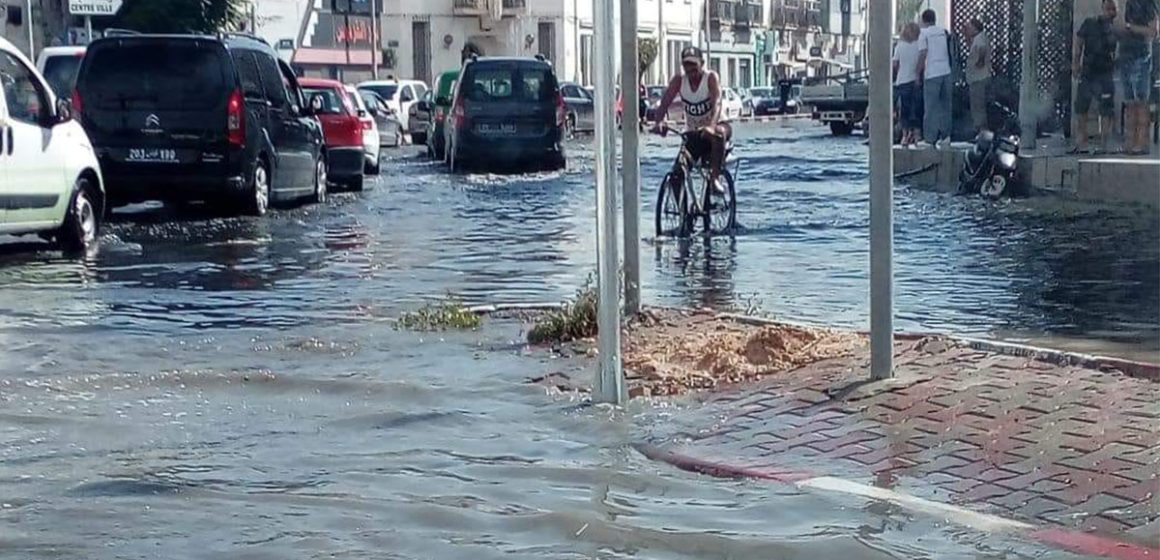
[0,122,1151,558]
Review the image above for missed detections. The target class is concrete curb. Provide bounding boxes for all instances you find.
[634,443,1158,560]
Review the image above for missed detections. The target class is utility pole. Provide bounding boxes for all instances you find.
[1019,0,1038,149]
[868,0,894,380]
[370,0,379,79]
[621,0,641,315]
[592,0,624,405]
[25,0,35,59]
[704,0,712,62]
[657,0,666,82]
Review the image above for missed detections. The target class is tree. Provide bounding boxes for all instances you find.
[638,38,658,78]
[896,0,925,27]
[114,0,245,34]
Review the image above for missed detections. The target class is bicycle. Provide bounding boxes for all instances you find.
[654,129,737,238]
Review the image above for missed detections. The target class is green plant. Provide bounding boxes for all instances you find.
[114,0,245,34]
[638,38,659,78]
[396,297,482,331]
[528,278,598,345]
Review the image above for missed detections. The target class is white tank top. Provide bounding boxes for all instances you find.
[680,71,719,131]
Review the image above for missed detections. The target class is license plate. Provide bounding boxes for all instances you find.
[126,148,178,163]
[476,123,517,136]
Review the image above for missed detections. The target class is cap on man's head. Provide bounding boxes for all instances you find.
[681,46,704,64]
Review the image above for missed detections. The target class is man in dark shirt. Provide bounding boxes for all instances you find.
[1119,0,1158,154]
[1072,0,1119,153]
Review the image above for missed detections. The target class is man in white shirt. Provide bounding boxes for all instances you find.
[918,9,954,147]
[964,18,991,133]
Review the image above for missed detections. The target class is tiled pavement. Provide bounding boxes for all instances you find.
[662,337,1159,542]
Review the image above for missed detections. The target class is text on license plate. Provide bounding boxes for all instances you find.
[476,123,517,135]
[127,148,178,163]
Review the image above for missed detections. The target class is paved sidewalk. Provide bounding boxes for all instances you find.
[646,335,1159,546]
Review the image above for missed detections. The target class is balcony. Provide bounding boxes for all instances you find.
[709,0,736,24]
[734,1,763,29]
[453,0,526,17]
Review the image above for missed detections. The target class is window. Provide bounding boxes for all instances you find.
[562,85,580,97]
[234,51,264,99]
[738,57,751,89]
[41,54,82,99]
[82,43,227,110]
[538,22,556,61]
[0,52,48,124]
[464,66,555,102]
[579,34,593,86]
[254,51,289,108]
[360,84,398,101]
[300,87,348,114]
[400,85,414,102]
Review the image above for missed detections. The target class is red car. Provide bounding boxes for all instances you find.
[299,78,368,190]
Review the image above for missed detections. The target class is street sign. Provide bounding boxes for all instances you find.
[69,0,122,16]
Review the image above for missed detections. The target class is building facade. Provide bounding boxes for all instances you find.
[766,0,866,81]
[706,0,772,89]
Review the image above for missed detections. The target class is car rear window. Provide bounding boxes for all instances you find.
[301,86,350,115]
[750,87,773,97]
[360,84,397,101]
[82,42,228,111]
[42,54,82,98]
[462,65,556,103]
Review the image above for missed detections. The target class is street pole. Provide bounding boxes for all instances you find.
[1019,0,1038,150]
[868,0,893,380]
[370,0,379,79]
[85,16,93,44]
[593,0,624,405]
[25,0,34,59]
[343,12,352,82]
[657,0,665,82]
[704,0,712,63]
[621,0,640,315]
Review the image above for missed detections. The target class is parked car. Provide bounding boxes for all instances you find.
[299,78,368,190]
[0,37,104,253]
[408,90,432,145]
[560,82,594,134]
[722,87,744,121]
[747,86,778,116]
[74,34,326,214]
[426,70,458,161]
[358,89,401,148]
[35,46,85,100]
[643,84,680,122]
[356,79,427,137]
[446,55,566,172]
[343,85,381,175]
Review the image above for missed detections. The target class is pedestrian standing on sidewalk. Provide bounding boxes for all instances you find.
[893,22,924,147]
[964,18,992,133]
[1118,0,1158,155]
[1072,0,1119,155]
[918,9,954,149]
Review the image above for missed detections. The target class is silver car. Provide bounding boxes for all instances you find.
[359,90,402,148]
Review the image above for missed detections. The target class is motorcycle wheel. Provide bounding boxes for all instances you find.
[981,174,1007,199]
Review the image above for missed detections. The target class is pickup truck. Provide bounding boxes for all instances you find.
[800,70,869,136]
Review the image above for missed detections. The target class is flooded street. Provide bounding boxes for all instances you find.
[0,121,1155,558]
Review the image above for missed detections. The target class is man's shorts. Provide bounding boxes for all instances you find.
[1075,73,1115,116]
[685,124,733,165]
[1120,55,1153,103]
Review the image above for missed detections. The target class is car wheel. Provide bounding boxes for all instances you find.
[566,113,577,138]
[830,121,854,136]
[347,173,365,192]
[366,157,381,175]
[312,156,328,204]
[241,159,271,216]
[413,132,427,146]
[58,177,100,254]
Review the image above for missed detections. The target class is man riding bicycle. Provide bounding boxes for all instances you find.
[652,46,732,193]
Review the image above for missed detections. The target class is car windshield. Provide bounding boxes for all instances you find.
[463,65,555,102]
[42,54,82,99]
[302,87,349,114]
[750,87,773,97]
[646,86,666,99]
[82,43,227,110]
[360,84,398,100]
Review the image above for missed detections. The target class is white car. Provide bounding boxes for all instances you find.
[722,87,744,121]
[0,37,104,253]
[35,46,85,100]
[344,85,381,175]
[356,79,428,133]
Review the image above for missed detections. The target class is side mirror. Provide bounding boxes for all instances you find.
[357,109,368,118]
[308,93,325,114]
[55,97,73,124]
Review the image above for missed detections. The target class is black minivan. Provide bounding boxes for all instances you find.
[446,56,566,172]
[75,34,326,215]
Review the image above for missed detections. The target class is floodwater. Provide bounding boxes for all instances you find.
[0,121,1153,558]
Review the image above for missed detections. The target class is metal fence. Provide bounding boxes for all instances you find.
[951,0,1073,133]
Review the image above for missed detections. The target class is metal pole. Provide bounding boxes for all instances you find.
[657,0,665,82]
[25,0,34,59]
[85,16,93,44]
[704,0,712,63]
[868,0,893,380]
[370,0,379,79]
[1019,0,1038,149]
[593,0,624,405]
[621,0,640,315]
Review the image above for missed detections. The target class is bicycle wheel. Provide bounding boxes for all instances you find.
[655,172,690,238]
[703,168,737,235]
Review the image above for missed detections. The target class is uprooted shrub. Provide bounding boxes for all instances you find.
[528,279,598,344]
[396,296,482,331]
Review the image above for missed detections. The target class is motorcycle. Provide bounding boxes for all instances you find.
[958,129,1020,198]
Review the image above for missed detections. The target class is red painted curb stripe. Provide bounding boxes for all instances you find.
[1030,529,1158,560]
[635,443,1160,560]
